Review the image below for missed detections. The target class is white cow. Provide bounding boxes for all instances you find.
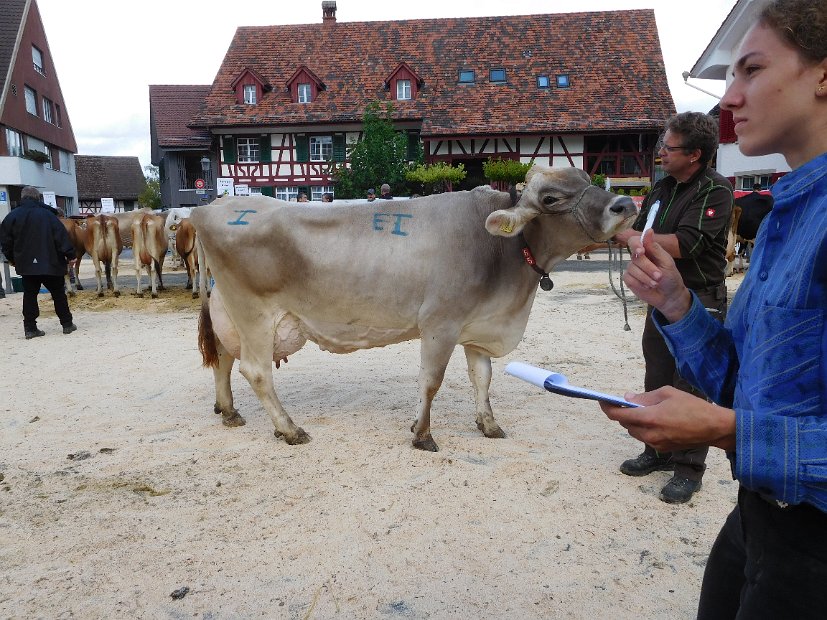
[194,166,636,451]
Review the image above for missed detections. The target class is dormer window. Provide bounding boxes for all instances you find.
[231,68,268,105]
[459,70,475,83]
[385,62,421,102]
[286,66,324,104]
[537,75,550,88]
[557,74,571,88]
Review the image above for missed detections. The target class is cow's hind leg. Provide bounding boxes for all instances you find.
[411,334,456,452]
[464,346,505,439]
[236,317,309,445]
[213,339,245,427]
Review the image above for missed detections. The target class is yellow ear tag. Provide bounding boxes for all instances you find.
[500,221,514,234]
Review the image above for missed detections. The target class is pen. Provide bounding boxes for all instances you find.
[641,200,660,240]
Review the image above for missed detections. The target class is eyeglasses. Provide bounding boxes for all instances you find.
[656,139,689,153]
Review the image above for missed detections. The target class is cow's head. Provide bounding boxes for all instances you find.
[485,165,636,242]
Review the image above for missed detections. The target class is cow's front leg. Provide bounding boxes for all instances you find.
[411,334,456,452]
[149,263,159,298]
[212,339,244,427]
[464,346,505,439]
[237,319,309,445]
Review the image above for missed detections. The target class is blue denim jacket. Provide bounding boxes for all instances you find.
[655,152,827,512]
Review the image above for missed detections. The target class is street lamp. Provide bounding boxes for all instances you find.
[200,155,212,201]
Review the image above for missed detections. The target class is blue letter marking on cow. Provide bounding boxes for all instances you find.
[228,209,257,225]
[373,212,413,236]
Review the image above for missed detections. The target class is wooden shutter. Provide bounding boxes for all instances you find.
[261,186,274,197]
[259,135,272,163]
[223,136,237,164]
[295,135,309,162]
[333,133,346,162]
[719,110,736,144]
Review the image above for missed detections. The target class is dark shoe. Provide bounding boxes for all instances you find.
[619,452,674,477]
[25,329,45,340]
[659,476,702,504]
[62,323,78,335]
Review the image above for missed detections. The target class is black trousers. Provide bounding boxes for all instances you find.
[22,274,73,331]
[638,284,728,481]
[697,487,827,619]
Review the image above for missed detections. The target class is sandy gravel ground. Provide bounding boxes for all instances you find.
[0,254,744,619]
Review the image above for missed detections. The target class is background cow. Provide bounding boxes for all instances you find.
[59,217,87,295]
[84,214,123,296]
[131,213,167,297]
[171,218,199,295]
[195,166,636,451]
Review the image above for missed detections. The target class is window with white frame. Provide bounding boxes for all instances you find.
[43,97,54,124]
[249,187,263,195]
[24,86,37,115]
[237,137,259,163]
[5,128,23,157]
[298,83,312,103]
[276,186,299,201]
[43,145,52,169]
[310,136,333,161]
[311,186,334,201]
[739,175,772,190]
[32,46,44,75]
[243,84,257,105]
[397,79,411,100]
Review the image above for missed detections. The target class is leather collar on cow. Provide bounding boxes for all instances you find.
[518,233,554,291]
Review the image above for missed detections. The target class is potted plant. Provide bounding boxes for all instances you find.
[23,149,50,164]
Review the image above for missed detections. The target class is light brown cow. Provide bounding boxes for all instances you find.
[194,165,637,451]
[84,214,123,296]
[172,218,199,296]
[725,205,743,276]
[59,217,87,295]
[131,212,168,297]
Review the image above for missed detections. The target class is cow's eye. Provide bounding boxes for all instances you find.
[542,195,558,207]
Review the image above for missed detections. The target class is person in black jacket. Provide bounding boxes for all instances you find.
[0,186,77,339]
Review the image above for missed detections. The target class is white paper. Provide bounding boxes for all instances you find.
[504,361,641,408]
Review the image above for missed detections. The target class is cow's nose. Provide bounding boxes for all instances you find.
[611,196,635,213]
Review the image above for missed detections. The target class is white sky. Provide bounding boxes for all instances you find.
[36,0,736,171]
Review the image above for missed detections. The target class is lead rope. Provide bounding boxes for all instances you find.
[606,240,632,331]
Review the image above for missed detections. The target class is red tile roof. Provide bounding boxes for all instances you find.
[149,85,212,148]
[193,10,675,137]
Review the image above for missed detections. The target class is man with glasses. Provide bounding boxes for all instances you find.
[612,112,734,504]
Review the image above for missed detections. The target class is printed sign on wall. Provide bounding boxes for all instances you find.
[217,178,234,197]
[101,197,115,213]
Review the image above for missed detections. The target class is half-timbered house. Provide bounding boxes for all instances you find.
[74,155,146,214]
[157,2,676,202]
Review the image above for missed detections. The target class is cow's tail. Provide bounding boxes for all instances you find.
[139,216,152,266]
[196,236,219,368]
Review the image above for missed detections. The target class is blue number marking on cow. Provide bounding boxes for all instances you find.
[228,209,257,225]
[373,212,413,236]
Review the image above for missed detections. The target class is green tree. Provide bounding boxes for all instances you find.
[405,162,466,195]
[138,165,162,210]
[333,102,413,198]
[482,157,534,190]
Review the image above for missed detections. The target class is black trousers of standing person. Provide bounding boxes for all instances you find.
[639,283,728,482]
[697,487,827,619]
[22,274,73,331]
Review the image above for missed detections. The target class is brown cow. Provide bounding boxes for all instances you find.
[59,217,87,295]
[725,205,743,276]
[131,213,167,297]
[84,214,123,296]
[172,218,199,296]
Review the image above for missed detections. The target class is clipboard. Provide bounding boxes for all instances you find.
[504,361,641,408]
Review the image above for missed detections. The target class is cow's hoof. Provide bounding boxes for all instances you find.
[277,427,311,445]
[67,290,76,297]
[135,293,144,298]
[476,420,506,439]
[76,284,84,291]
[192,292,199,299]
[222,412,246,427]
[413,436,439,452]
[97,292,104,298]
[113,291,120,298]
[151,293,158,299]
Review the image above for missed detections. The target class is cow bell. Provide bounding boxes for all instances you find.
[539,275,554,291]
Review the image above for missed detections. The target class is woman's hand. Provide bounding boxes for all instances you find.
[599,387,736,452]
[624,231,692,322]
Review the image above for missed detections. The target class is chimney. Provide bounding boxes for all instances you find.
[322,1,337,23]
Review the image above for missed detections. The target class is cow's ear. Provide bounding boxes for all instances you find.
[485,207,535,237]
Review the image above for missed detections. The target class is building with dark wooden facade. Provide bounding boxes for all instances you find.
[75,155,146,214]
[153,2,675,202]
